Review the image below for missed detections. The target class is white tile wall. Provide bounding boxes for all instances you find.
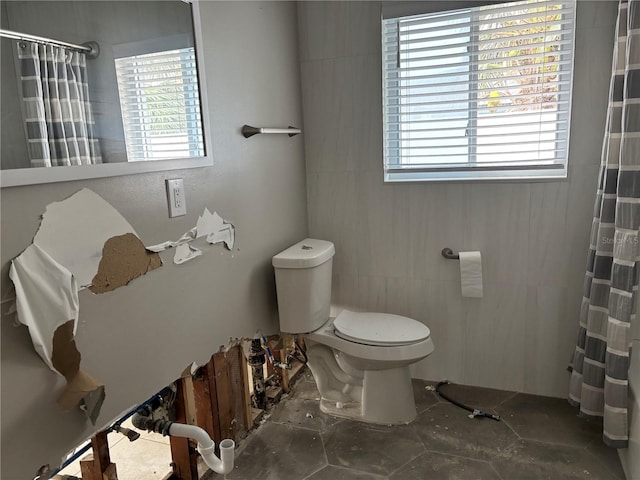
[298,1,617,398]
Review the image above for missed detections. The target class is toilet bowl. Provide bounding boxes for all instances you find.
[305,311,434,424]
[272,238,435,425]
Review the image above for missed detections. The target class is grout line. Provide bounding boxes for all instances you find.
[498,417,523,441]
[419,446,503,466]
[385,449,426,478]
[495,390,519,407]
[515,435,602,450]
[488,460,506,480]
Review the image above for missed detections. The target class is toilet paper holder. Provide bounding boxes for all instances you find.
[441,248,459,260]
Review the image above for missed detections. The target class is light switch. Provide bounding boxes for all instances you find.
[166,178,187,217]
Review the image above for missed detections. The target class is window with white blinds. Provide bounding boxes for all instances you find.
[382,0,576,182]
[115,47,204,162]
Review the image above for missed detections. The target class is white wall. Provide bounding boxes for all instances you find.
[298,0,617,398]
[0,2,306,478]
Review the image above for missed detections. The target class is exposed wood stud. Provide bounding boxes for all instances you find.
[169,378,199,480]
[213,351,234,440]
[79,431,118,480]
[239,344,253,432]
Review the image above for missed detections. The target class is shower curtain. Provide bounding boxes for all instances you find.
[569,0,639,448]
[17,42,101,167]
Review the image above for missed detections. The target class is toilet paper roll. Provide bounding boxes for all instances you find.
[459,251,483,298]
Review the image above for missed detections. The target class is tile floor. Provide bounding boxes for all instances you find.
[205,370,626,480]
[60,368,627,480]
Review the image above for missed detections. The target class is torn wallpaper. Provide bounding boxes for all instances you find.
[147,207,235,264]
[9,189,161,423]
[31,188,139,289]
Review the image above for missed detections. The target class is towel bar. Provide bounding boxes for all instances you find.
[242,125,301,138]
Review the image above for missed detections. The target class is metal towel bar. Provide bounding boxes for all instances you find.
[242,125,301,138]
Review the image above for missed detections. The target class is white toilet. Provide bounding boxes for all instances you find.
[272,238,434,425]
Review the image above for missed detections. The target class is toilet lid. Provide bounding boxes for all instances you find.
[333,310,430,346]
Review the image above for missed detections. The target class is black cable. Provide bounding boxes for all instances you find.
[436,381,501,421]
[292,340,308,364]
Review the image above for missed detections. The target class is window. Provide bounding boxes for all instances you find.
[115,47,204,162]
[382,0,576,182]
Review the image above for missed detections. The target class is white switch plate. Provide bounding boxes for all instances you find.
[166,178,187,217]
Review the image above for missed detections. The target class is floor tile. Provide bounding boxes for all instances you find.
[56,370,626,480]
[226,422,326,480]
[412,403,518,460]
[389,451,501,480]
[495,393,601,447]
[291,371,322,401]
[270,395,343,431]
[412,379,439,414]
[585,437,627,480]
[322,420,424,476]
[490,439,619,480]
[304,465,388,480]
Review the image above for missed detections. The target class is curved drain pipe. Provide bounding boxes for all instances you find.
[169,424,235,475]
[132,409,235,475]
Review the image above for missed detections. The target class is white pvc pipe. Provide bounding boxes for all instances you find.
[168,423,235,475]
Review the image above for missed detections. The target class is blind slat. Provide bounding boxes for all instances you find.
[394,1,573,27]
[396,15,574,43]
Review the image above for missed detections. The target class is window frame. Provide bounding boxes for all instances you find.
[114,46,205,163]
[381,0,576,183]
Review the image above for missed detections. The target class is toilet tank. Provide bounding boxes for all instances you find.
[272,239,335,333]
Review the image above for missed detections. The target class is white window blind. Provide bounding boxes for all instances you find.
[382,0,576,182]
[115,47,204,162]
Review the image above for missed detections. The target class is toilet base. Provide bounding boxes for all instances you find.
[317,366,417,425]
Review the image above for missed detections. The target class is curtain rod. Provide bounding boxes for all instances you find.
[0,28,99,58]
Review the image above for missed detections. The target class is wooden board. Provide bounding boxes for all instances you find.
[79,431,118,480]
[168,379,199,480]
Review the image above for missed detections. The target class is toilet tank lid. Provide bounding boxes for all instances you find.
[272,238,335,269]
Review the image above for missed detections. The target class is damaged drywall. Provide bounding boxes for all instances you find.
[9,189,161,423]
[90,233,161,294]
[196,208,235,250]
[52,320,105,424]
[30,188,140,289]
[9,188,237,426]
[147,207,235,265]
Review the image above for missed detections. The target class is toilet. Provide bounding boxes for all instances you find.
[272,238,434,425]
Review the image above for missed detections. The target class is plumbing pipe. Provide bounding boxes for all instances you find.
[436,381,501,421]
[169,423,235,475]
[248,337,267,409]
[131,412,235,475]
[49,387,175,478]
[261,334,291,370]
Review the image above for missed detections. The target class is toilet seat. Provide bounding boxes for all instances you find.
[333,310,430,346]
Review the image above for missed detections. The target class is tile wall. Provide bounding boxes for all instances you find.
[298,1,618,397]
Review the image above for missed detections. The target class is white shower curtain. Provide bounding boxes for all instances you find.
[569,0,639,448]
[17,41,101,167]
